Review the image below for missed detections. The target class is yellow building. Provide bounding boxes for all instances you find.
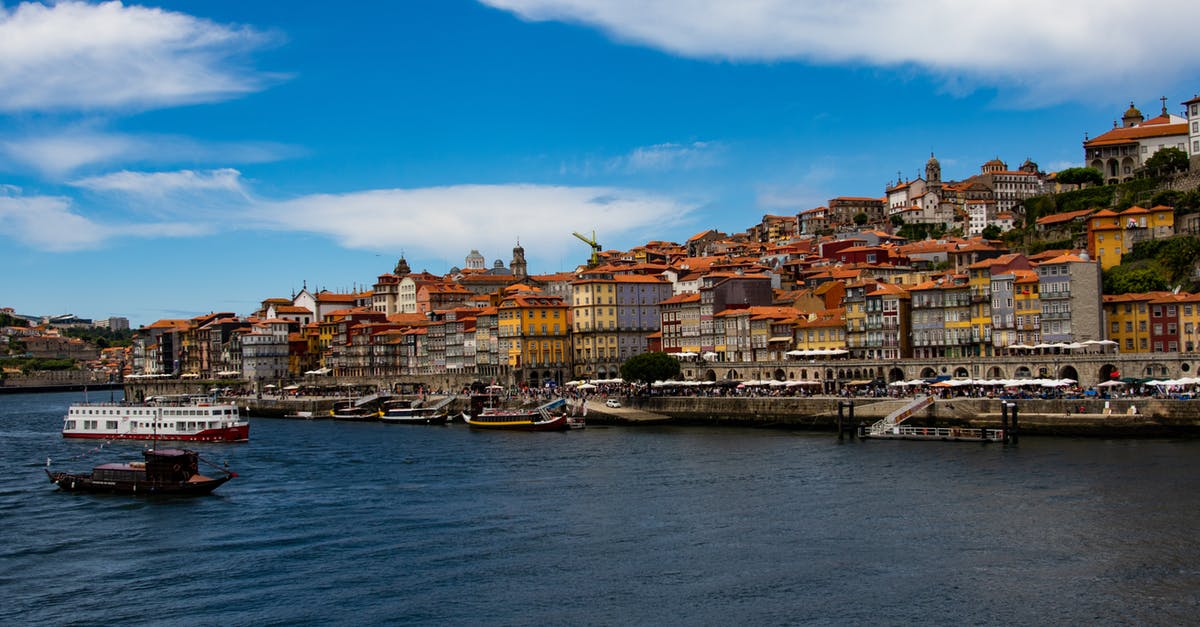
[571,276,620,379]
[1012,270,1042,346]
[842,280,870,358]
[793,308,847,352]
[1088,205,1176,270]
[1177,294,1200,352]
[498,292,570,386]
[1103,292,1171,353]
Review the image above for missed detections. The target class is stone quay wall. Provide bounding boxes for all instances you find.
[632,396,1200,437]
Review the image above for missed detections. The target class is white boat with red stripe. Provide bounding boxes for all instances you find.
[62,395,249,443]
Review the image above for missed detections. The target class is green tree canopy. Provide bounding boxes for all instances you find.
[981,224,1002,240]
[1103,263,1170,295]
[1142,147,1189,178]
[1055,167,1103,187]
[620,351,682,384]
[853,212,868,226]
[1157,237,1200,285]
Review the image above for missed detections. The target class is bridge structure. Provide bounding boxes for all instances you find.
[675,352,1198,392]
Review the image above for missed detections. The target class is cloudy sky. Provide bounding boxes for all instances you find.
[2,0,1197,326]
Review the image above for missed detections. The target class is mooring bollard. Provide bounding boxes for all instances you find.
[1001,401,1010,443]
[1010,402,1019,444]
[837,400,856,440]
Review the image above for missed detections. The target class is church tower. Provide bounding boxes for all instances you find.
[925,153,941,189]
[509,241,528,279]
[393,255,411,276]
[1122,102,1144,128]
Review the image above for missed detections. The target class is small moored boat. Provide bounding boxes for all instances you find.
[381,397,452,425]
[46,448,236,496]
[330,400,382,421]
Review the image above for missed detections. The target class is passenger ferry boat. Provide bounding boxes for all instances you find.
[62,396,249,442]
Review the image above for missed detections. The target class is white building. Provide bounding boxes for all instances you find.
[240,320,291,381]
[1185,94,1200,165]
[1084,100,1188,183]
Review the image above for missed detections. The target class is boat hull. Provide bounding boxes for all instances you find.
[62,424,249,442]
[46,470,232,496]
[380,413,448,425]
[63,401,248,442]
[331,413,380,422]
[463,412,571,431]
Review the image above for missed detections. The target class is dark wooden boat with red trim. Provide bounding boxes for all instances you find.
[46,448,236,496]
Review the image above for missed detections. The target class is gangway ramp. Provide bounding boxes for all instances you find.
[868,395,934,436]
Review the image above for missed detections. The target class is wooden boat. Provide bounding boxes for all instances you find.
[462,397,573,431]
[330,400,381,421]
[63,395,248,442]
[46,448,235,496]
[380,397,452,425]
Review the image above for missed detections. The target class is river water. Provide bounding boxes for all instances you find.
[2,391,1199,625]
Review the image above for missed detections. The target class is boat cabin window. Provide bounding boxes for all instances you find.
[106,421,118,430]
[65,420,76,430]
[83,420,98,430]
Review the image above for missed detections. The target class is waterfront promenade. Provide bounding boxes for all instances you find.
[215,390,1200,437]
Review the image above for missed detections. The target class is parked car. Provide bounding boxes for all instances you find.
[605,398,621,408]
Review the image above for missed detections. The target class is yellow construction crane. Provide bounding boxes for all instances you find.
[572,230,602,267]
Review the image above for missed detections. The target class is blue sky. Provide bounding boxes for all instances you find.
[2,0,1198,327]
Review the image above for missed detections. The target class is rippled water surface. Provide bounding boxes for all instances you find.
[3,391,1200,625]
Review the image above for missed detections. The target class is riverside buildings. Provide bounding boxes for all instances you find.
[119,230,1178,388]
[112,92,1200,387]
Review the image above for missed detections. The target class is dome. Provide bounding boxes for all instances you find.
[926,152,939,166]
[1123,103,1142,119]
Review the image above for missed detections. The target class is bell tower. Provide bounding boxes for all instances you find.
[509,240,528,279]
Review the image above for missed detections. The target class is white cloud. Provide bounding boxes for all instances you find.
[0,1,281,112]
[2,130,298,177]
[0,193,107,251]
[0,181,695,258]
[0,192,209,251]
[560,141,721,177]
[256,184,695,260]
[0,183,215,251]
[72,168,247,195]
[480,0,1200,104]
[616,141,721,173]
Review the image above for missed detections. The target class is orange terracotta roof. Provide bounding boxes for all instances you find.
[659,293,701,305]
[1084,122,1188,147]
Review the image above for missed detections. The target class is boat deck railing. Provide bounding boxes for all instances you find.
[868,425,1005,442]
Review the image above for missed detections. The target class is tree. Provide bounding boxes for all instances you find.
[1055,167,1103,187]
[1142,147,1189,178]
[1158,236,1200,285]
[1103,263,1169,294]
[981,224,1002,240]
[889,214,904,227]
[853,212,868,226]
[620,351,682,384]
